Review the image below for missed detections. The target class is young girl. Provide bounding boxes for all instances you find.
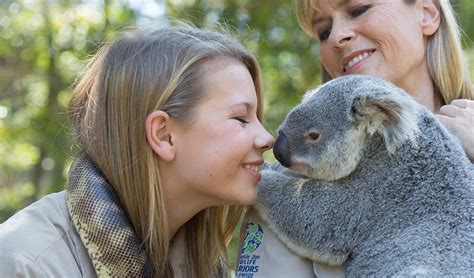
[0,26,273,277]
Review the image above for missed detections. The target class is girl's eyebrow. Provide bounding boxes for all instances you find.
[230,102,253,111]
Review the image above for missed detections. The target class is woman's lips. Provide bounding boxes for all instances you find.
[342,49,376,74]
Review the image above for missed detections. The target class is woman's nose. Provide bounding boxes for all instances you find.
[330,17,355,47]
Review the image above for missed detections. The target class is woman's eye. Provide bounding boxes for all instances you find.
[234,117,249,124]
[350,4,371,17]
[318,28,331,41]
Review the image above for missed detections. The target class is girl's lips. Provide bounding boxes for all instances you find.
[243,167,262,181]
[242,160,264,181]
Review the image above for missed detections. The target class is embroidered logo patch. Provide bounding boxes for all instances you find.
[241,222,264,255]
[237,223,264,277]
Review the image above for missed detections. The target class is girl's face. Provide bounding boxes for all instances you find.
[171,61,274,207]
[312,0,432,93]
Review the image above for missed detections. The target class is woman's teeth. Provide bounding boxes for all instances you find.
[346,52,370,69]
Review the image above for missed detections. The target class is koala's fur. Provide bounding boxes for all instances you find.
[256,75,474,277]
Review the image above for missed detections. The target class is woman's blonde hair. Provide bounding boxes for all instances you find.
[294,0,473,103]
[69,27,264,277]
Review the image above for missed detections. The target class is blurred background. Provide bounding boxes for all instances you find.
[0,0,473,260]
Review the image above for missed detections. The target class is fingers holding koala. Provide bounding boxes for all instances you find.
[437,99,474,161]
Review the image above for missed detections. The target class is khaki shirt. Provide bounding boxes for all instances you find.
[236,209,344,278]
[0,191,95,277]
[0,191,190,277]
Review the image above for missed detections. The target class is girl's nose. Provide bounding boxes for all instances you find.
[255,123,274,151]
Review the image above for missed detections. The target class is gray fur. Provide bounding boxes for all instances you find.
[256,75,474,277]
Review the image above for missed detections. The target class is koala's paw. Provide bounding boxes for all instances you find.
[256,167,303,214]
[257,166,284,194]
[256,169,273,198]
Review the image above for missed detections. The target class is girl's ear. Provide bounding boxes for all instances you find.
[421,0,441,36]
[146,110,176,162]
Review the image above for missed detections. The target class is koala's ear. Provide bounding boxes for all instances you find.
[302,86,320,103]
[351,92,419,155]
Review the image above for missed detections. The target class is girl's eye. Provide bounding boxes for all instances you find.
[234,117,249,124]
[350,4,371,17]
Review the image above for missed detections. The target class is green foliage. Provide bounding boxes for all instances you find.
[0,0,138,221]
[453,0,474,47]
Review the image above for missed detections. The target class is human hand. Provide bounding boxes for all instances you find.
[437,99,474,162]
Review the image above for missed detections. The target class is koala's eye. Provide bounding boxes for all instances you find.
[305,131,321,143]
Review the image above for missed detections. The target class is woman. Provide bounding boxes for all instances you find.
[297,0,474,160]
[236,0,473,277]
[0,26,273,277]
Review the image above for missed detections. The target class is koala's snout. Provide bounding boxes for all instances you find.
[273,132,291,167]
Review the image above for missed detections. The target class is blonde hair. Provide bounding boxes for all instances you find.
[69,27,264,277]
[294,0,473,103]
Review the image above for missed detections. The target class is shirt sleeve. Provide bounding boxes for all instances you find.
[235,208,316,278]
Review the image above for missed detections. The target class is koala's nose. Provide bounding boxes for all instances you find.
[273,132,291,167]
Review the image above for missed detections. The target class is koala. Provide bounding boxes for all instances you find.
[255,75,474,277]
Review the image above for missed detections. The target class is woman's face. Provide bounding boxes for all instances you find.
[313,0,431,91]
[171,61,274,207]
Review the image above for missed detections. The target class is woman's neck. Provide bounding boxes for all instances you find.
[396,68,442,112]
[410,88,442,113]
